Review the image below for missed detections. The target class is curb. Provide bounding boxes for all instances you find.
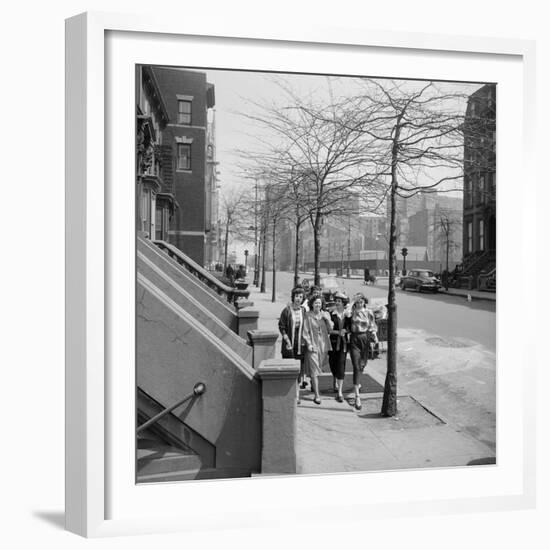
[440,290,496,303]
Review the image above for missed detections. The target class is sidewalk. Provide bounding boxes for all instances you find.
[248,282,496,474]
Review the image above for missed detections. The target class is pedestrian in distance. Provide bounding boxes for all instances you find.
[302,295,333,404]
[348,293,377,411]
[302,284,322,312]
[328,291,351,403]
[225,264,235,286]
[278,287,308,403]
[236,264,246,280]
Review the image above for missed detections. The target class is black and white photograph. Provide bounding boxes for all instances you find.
[3,0,547,546]
[135,65,496,483]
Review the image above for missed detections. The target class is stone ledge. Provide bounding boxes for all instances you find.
[237,308,260,319]
[256,359,299,380]
[247,330,279,344]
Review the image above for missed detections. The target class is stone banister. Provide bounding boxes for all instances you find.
[237,308,259,339]
[256,359,300,474]
[153,240,250,305]
[247,330,280,369]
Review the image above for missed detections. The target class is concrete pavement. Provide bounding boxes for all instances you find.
[247,281,496,474]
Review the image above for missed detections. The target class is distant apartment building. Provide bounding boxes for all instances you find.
[205,113,221,267]
[152,67,217,266]
[408,194,463,266]
[463,84,496,258]
[362,215,387,251]
[389,193,425,249]
[388,191,463,267]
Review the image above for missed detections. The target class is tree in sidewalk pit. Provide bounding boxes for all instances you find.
[283,167,311,288]
[246,168,303,300]
[237,80,382,287]
[263,182,291,302]
[343,78,484,416]
[433,210,463,290]
[219,188,253,279]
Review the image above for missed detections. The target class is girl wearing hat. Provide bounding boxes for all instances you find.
[348,293,377,410]
[278,286,307,403]
[302,295,333,404]
[328,291,351,403]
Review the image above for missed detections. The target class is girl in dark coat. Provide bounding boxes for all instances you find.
[328,291,350,403]
[278,286,307,403]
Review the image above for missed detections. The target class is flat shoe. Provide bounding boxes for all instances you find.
[354,397,362,411]
[336,395,344,403]
[313,397,321,405]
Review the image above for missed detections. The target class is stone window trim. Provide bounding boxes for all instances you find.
[176,141,192,171]
[167,123,207,131]
[177,96,193,125]
[175,136,194,144]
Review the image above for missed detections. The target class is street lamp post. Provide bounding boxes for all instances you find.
[375,235,379,275]
[346,218,351,278]
[253,179,259,287]
[377,232,389,276]
[401,247,408,276]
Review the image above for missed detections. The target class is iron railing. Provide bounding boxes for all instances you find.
[137,382,206,434]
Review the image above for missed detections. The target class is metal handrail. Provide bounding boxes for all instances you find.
[137,382,206,434]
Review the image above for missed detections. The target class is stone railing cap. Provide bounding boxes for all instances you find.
[238,308,260,319]
[247,330,279,341]
[256,359,300,379]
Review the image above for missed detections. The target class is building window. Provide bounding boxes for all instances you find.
[479,219,485,251]
[177,143,191,170]
[178,100,192,125]
[467,222,473,253]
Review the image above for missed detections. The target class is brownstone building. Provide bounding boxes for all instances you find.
[152,67,216,266]
[461,84,496,286]
[136,66,177,242]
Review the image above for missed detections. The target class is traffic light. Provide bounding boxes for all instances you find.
[401,247,408,257]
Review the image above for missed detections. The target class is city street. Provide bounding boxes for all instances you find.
[263,270,496,453]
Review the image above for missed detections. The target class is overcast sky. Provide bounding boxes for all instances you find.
[195,69,483,201]
[169,68,484,262]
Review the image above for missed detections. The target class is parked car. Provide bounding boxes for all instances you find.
[301,276,340,308]
[399,269,441,292]
[319,276,340,307]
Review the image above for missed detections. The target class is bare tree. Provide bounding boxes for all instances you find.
[237,81,382,286]
[344,79,481,416]
[219,189,253,274]
[433,210,463,289]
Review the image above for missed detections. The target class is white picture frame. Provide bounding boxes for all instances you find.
[65,11,537,538]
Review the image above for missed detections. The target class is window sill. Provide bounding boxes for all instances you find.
[176,169,193,174]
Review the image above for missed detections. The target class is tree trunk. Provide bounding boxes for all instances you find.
[313,213,321,286]
[260,221,267,293]
[381,118,402,418]
[223,218,230,272]
[293,222,301,288]
[272,219,277,302]
[445,237,450,291]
